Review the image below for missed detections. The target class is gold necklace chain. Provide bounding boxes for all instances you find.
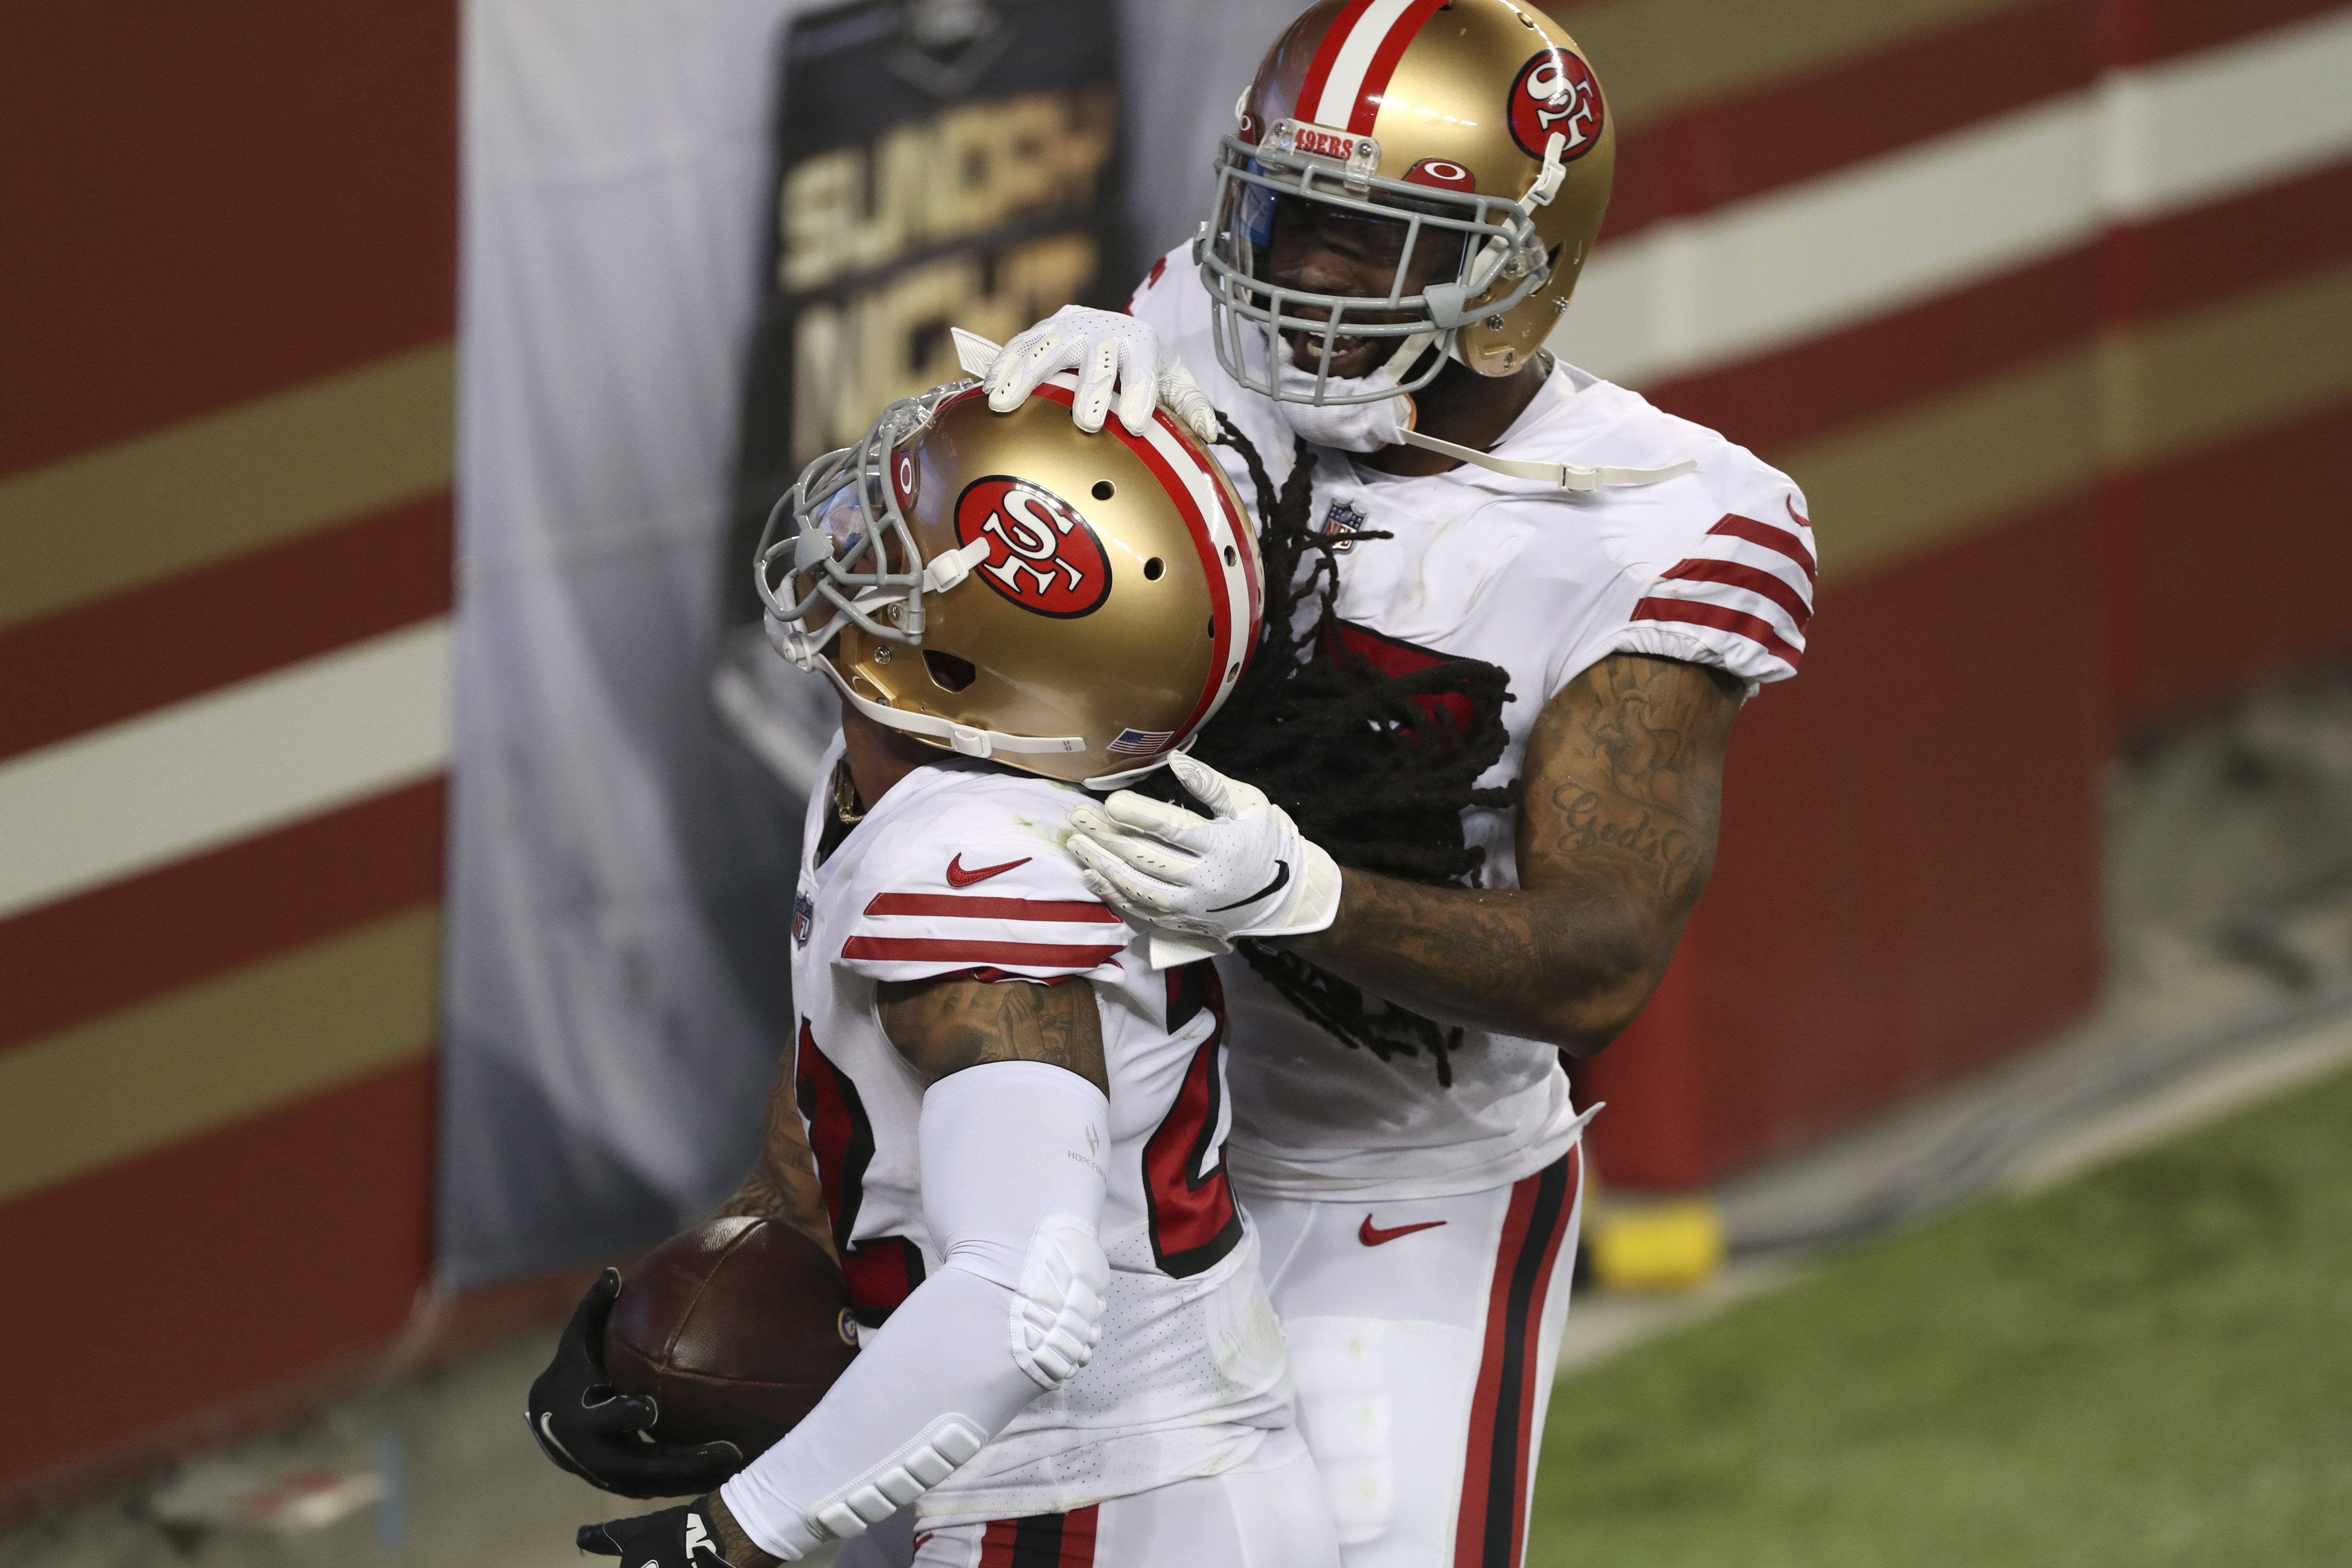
[831,758,867,825]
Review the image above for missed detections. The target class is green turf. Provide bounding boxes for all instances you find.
[1528,1066,2352,1567]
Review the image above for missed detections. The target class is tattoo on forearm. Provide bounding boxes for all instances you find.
[716,1051,837,1261]
[877,976,1109,1092]
[1296,653,1742,1050]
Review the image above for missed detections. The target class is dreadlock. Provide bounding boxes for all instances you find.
[1163,415,1520,1087]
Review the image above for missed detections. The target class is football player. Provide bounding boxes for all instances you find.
[560,378,1341,1567]
[975,3,1818,1565]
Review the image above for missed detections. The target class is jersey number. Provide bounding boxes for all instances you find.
[1142,963,1244,1278]
[796,1021,925,1321]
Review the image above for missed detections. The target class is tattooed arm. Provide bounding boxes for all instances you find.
[877,976,1109,1092]
[1290,652,1744,1055]
[713,1050,839,1262]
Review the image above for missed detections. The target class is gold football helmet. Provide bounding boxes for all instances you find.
[755,376,1263,788]
[1197,0,1615,403]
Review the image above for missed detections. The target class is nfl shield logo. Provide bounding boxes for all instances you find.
[793,891,814,947]
[1322,497,1369,553]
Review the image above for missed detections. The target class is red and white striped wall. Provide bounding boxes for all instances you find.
[0,4,457,1503]
[1552,0,2352,1184]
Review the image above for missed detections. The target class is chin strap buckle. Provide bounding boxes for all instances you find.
[921,537,994,594]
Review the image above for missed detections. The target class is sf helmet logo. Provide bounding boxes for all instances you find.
[953,476,1113,618]
[1509,50,1604,162]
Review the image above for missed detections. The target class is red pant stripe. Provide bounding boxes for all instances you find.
[977,1504,1100,1568]
[1452,1146,1581,1568]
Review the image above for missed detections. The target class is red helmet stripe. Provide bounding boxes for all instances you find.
[1348,0,1449,134]
[1028,384,1237,752]
[1302,0,1448,136]
[1297,0,1381,132]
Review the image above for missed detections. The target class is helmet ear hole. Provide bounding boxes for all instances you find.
[924,650,978,692]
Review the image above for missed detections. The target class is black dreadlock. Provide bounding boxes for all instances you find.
[1163,415,1520,1088]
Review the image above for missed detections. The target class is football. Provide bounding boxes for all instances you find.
[602,1216,861,1458]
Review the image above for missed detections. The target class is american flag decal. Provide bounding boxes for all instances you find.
[1107,728,1174,756]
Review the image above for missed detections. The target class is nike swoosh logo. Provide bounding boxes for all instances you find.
[1359,1215,1447,1247]
[947,853,1031,887]
[536,1412,587,1472]
[1209,859,1289,913]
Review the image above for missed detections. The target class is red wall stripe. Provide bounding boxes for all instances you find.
[1641,153,2352,456]
[0,782,446,1056]
[2116,397,2352,730]
[0,1058,435,1488]
[1588,495,2107,1184]
[2105,156,2352,327]
[1645,248,2098,455]
[0,2,457,475]
[1598,0,2347,248]
[1605,0,2097,244]
[2124,0,2348,65]
[0,493,453,764]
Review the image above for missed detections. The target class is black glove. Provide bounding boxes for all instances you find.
[578,1496,749,1566]
[526,1269,744,1499]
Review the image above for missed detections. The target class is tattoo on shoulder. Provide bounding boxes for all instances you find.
[877,976,1109,1092]
[1524,653,1743,907]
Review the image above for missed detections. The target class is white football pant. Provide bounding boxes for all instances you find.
[908,1425,1337,1567]
[1242,1147,1585,1568]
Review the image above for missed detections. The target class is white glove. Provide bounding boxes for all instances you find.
[981,305,1219,442]
[1065,752,1342,970]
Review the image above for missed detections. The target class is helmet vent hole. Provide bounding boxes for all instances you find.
[1223,545,1238,566]
[1144,557,1165,581]
[1092,480,1116,501]
[1208,617,1217,638]
[923,650,978,692]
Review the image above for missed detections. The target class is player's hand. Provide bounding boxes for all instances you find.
[1066,752,1342,969]
[527,1269,745,1499]
[578,1494,777,1567]
[980,306,1218,441]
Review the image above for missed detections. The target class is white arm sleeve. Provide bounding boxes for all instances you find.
[720,1061,1112,1560]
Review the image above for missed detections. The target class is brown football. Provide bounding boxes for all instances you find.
[603,1216,860,1458]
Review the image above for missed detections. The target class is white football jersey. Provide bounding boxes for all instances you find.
[1129,245,1816,1201]
[789,736,1292,1525]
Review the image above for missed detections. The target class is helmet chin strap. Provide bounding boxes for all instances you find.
[1290,332,1698,491]
[1392,426,1699,492]
[815,655,1086,760]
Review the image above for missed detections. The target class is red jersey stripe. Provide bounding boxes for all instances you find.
[1707,513,1819,585]
[1657,557,1814,629]
[1631,597,1805,669]
[841,936,1123,968]
[863,892,1120,924]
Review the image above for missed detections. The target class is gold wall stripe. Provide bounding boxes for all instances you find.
[0,343,455,633]
[1784,257,2352,587]
[0,908,439,1206]
[1554,0,2023,129]
[2103,262,2352,466]
[1793,352,2099,587]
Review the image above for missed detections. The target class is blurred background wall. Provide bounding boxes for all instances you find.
[0,0,2347,1516]
[0,0,459,1508]
[1560,0,2352,1183]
